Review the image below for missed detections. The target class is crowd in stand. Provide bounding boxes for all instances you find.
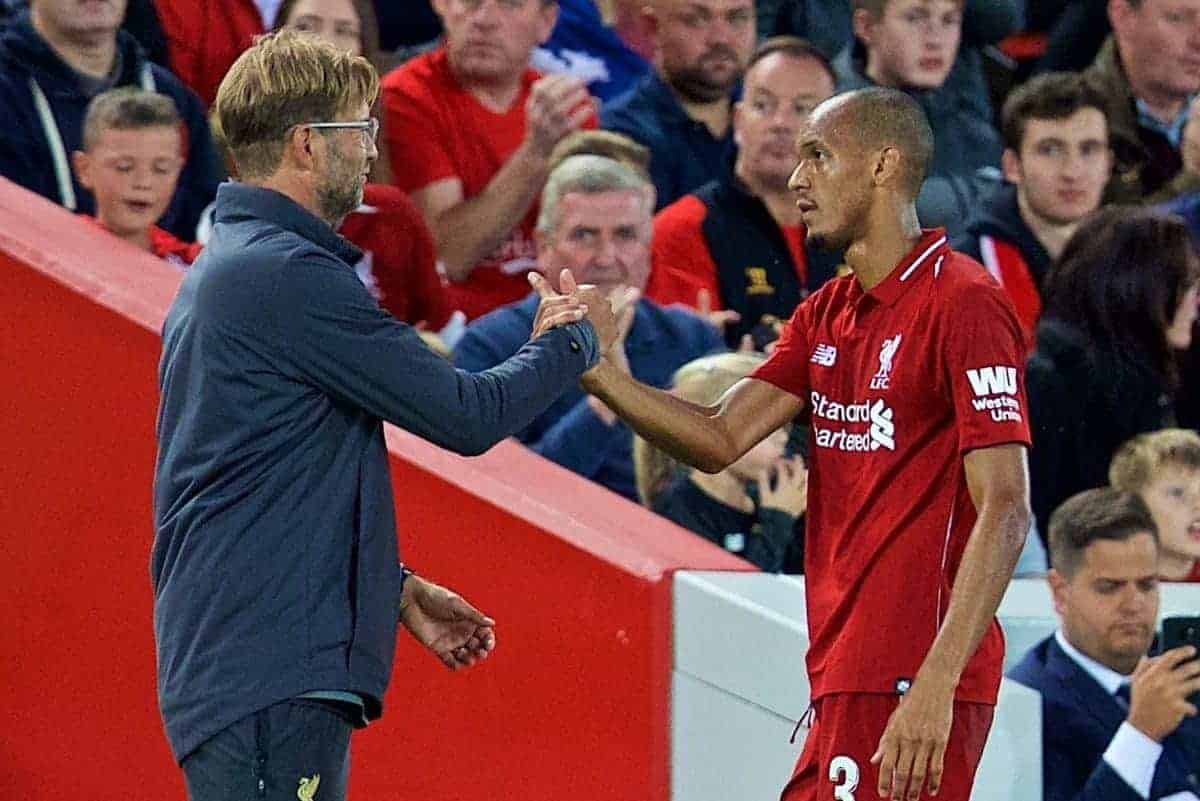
[6,0,1200,581]
[3,0,1200,795]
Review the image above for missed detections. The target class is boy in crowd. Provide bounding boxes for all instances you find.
[72,88,200,267]
[956,72,1112,342]
[1110,428,1200,581]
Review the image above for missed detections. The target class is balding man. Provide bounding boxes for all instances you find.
[561,87,1033,801]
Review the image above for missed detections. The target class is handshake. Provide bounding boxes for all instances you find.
[527,269,639,357]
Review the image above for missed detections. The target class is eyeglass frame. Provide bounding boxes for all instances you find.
[300,117,379,145]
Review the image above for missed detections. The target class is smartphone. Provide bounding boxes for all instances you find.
[1161,616,1200,706]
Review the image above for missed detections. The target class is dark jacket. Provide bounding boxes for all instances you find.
[1008,635,1200,801]
[1083,37,1200,205]
[1026,318,1174,543]
[0,12,218,240]
[832,42,1001,238]
[601,70,736,210]
[453,293,722,501]
[153,183,598,762]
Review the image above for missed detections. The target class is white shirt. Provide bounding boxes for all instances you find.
[1056,630,1163,799]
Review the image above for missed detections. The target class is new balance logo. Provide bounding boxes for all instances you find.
[811,344,837,366]
[966,366,1017,397]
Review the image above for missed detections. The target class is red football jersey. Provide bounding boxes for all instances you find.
[752,229,1031,704]
[382,47,596,320]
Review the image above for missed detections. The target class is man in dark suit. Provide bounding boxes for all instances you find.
[1008,487,1200,801]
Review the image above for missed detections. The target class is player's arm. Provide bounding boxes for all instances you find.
[581,359,804,473]
[873,443,1031,801]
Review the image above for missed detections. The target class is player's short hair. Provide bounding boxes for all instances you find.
[1048,488,1158,578]
[1109,428,1200,494]
[1000,71,1109,151]
[828,87,934,197]
[214,29,379,180]
[81,88,181,151]
[537,155,651,234]
[548,131,652,182]
[851,0,964,18]
[634,352,768,505]
[746,36,834,81]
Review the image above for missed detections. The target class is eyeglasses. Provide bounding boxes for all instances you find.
[303,117,379,145]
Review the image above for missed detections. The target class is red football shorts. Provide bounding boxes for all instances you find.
[780,693,993,801]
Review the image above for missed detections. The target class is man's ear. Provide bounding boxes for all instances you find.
[1048,568,1069,618]
[284,125,318,173]
[537,0,559,43]
[852,7,877,48]
[1001,148,1022,185]
[72,150,93,190]
[873,145,903,187]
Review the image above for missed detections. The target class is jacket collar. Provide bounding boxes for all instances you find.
[213,182,362,266]
[1086,38,1140,144]
[969,183,1053,282]
[1044,632,1130,733]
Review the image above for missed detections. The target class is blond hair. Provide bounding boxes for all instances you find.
[82,88,181,151]
[633,352,767,505]
[214,29,379,179]
[1109,428,1200,493]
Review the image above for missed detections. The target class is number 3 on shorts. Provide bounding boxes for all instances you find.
[828,755,860,801]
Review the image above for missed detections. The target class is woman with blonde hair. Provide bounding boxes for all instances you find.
[635,352,807,572]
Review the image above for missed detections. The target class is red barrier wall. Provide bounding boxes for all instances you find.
[0,179,752,799]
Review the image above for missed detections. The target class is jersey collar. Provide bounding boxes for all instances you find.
[863,228,950,307]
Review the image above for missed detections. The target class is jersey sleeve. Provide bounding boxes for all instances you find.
[943,273,1032,453]
[647,195,720,309]
[749,297,813,399]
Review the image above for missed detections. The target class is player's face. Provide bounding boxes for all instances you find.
[1005,109,1111,228]
[788,105,872,251]
[1052,534,1160,674]
[73,125,183,240]
[436,0,557,84]
[33,0,127,40]
[280,0,363,56]
[538,189,652,295]
[1140,464,1200,569]
[656,0,756,103]
[1167,280,1200,349]
[734,52,835,188]
[857,0,962,90]
[314,104,376,225]
[1113,0,1200,102]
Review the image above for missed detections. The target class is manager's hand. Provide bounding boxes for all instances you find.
[400,575,497,671]
[528,269,590,340]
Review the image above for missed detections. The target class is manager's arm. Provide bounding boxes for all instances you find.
[276,258,603,456]
[581,359,804,473]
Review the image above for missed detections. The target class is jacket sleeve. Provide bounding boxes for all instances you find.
[1043,730,1148,801]
[273,252,599,456]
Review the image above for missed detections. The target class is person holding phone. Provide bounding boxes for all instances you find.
[1008,487,1200,801]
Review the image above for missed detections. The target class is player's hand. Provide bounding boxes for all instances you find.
[528,271,589,340]
[870,676,954,800]
[1127,646,1200,742]
[758,457,807,516]
[525,74,593,158]
[399,575,497,671]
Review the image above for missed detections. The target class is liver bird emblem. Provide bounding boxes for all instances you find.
[297,774,320,801]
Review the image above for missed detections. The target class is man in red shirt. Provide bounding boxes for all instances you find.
[382,0,596,320]
[550,86,1033,801]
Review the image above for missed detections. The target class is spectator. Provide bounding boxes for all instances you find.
[454,155,723,501]
[601,0,757,209]
[1084,0,1200,204]
[73,88,200,266]
[1036,0,1112,74]
[0,0,219,241]
[151,0,267,109]
[1110,429,1200,581]
[634,351,806,572]
[1008,487,1200,801]
[648,36,839,348]
[834,0,1002,237]
[1027,208,1200,543]
[382,0,596,320]
[533,0,651,104]
[956,72,1112,343]
[548,128,653,180]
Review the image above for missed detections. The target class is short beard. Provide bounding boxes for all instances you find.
[315,169,363,228]
[665,51,741,104]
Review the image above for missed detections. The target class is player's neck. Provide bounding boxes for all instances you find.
[844,203,922,291]
[1017,190,1079,262]
[688,471,755,514]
